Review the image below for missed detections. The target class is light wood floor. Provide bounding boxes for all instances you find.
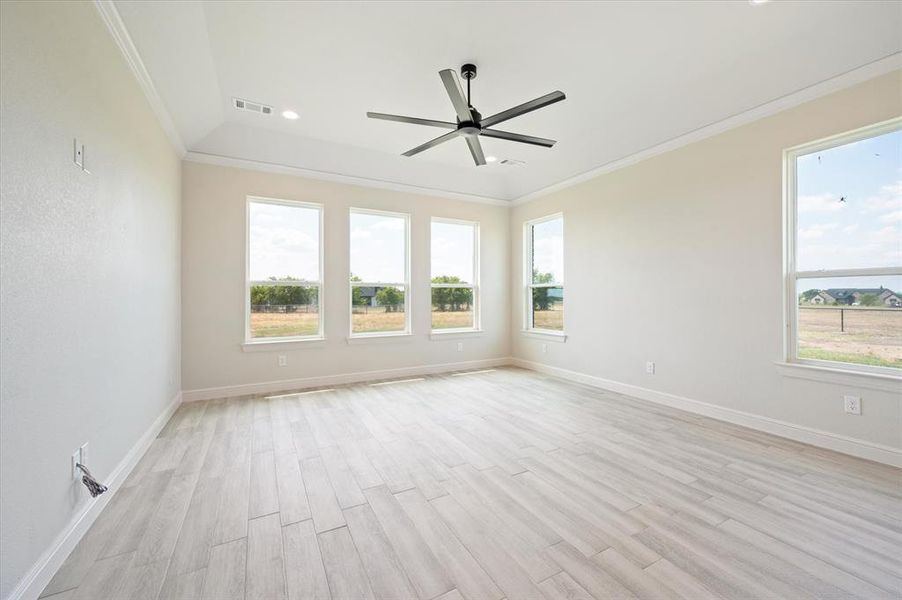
[41,367,902,600]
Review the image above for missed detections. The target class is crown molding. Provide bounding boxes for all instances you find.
[93,0,186,156]
[92,1,899,209]
[183,151,512,207]
[511,53,902,207]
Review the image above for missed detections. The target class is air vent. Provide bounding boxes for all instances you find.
[233,97,273,115]
[500,159,526,166]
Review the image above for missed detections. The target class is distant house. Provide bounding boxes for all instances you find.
[879,289,902,307]
[355,286,396,307]
[805,287,901,307]
[810,291,833,305]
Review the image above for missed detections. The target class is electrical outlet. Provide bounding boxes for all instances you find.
[278,355,287,367]
[646,361,655,374]
[843,395,861,415]
[457,342,463,352]
[541,343,548,354]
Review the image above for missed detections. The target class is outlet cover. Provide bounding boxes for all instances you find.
[843,395,861,415]
[646,361,655,374]
[278,355,287,367]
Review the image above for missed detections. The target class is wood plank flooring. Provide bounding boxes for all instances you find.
[41,367,902,599]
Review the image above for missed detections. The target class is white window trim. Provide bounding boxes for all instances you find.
[245,196,325,346]
[523,212,565,337]
[349,207,411,338]
[783,117,902,378]
[430,217,480,334]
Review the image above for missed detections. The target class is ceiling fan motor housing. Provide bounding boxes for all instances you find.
[458,108,482,136]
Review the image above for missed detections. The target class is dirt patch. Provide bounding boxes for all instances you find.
[798,307,901,368]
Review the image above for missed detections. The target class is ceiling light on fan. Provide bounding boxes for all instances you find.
[367,64,566,166]
[282,110,299,120]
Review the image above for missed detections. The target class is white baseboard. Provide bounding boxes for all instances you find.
[181,357,513,402]
[8,392,183,600]
[512,358,902,468]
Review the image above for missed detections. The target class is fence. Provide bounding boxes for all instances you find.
[799,305,900,333]
[251,304,318,314]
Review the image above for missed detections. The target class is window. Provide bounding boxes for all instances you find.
[525,214,564,332]
[246,198,323,341]
[349,209,410,336]
[431,219,479,331]
[786,119,901,373]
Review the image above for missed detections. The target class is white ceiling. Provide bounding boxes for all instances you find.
[114,1,902,202]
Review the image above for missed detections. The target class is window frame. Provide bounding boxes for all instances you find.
[245,196,325,344]
[430,217,481,333]
[348,207,412,338]
[524,212,565,334]
[783,117,902,376]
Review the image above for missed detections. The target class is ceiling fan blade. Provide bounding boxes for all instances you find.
[367,112,456,129]
[466,136,486,166]
[480,128,556,148]
[402,130,461,157]
[439,69,473,123]
[481,91,566,128]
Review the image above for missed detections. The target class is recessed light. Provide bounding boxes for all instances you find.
[748,0,770,4]
[486,156,497,163]
[282,110,299,120]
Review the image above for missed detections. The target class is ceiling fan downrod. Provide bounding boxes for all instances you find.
[461,63,476,108]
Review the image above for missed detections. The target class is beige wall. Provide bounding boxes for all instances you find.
[0,2,182,597]
[181,161,510,394]
[511,71,902,452]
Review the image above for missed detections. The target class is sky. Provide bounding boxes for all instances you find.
[796,128,901,290]
[251,207,479,285]
[249,201,319,281]
[431,221,474,282]
[350,211,406,282]
[532,217,564,283]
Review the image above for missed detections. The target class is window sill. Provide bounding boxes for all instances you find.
[430,329,484,340]
[774,361,901,393]
[521,330,567,343]
[242,337,326,352]
[346,333,414,345]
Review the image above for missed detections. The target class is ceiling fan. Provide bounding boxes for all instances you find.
[367,64,565,166]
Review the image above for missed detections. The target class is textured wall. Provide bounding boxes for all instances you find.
[511,71,902,451]
[0,2,181,597]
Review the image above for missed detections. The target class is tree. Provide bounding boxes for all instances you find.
[375,287,404,312]
[451,287,472,311]
[532,271,555,311]
[799,289,821,304]
[350,274,367,306]
[431,275,459,311]
[858,293,879,306]
[251,277,313,311]
[250,285,268,306]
